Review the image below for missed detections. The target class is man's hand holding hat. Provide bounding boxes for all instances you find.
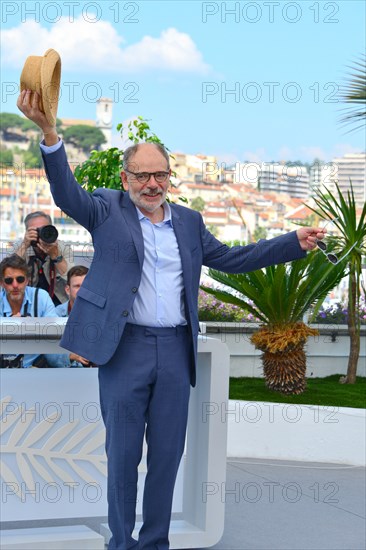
[17,89,59,145]
[17,48,61,145]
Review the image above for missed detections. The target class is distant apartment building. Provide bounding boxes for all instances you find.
[257,163,310,198]
[0,168,89,242]
[224,162,310,198]
[309,161,333,196]
[330,153,366,207]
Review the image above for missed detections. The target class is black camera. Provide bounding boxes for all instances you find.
[31,225,59,246]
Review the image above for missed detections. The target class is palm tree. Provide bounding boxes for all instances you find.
[307,182,366,384]
[338,55,366,133]
[201,251,346,395]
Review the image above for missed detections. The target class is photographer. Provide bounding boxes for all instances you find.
[14,211,73,305]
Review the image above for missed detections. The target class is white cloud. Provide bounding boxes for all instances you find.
[1,18,209,74]
[120,28,209,73]
[277,146,293,161]
[241,148,267,163]
[216,152,240,166]
[298,146,327,161]
[331,143,364,158]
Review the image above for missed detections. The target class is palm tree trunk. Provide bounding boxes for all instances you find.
[342,268,360,384]
[262,345,307,395]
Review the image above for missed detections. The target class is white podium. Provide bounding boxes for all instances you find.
[0,318,230,549]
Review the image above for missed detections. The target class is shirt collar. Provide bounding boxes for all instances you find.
[135,201,172,225]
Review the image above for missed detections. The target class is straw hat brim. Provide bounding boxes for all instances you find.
[20,48,61,127]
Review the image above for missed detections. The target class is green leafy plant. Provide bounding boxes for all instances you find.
[74,117,168,193]
[63,125,106,154]
[73,116,187,205]
[306,181,366,383]
[201,251,347,395]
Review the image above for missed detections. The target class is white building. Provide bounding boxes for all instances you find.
[330,153,366,207]
[96,97,113,150]
[235,162,310,198]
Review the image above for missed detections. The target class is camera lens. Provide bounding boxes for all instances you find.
[38,225,59,244]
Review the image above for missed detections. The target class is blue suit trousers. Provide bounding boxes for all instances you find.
[98,324,191,550]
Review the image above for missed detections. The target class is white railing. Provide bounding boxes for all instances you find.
[0,318,230,549]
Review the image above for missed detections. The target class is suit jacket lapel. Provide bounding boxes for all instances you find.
[171,206,193,293]
[120,192,144,268]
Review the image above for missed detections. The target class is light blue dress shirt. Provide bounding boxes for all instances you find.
[0,286,57,367]
[55,300,69,317]
[129,203,186,327]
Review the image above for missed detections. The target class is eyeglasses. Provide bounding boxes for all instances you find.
[316,217,339,263]
[125,170,170,184]
[316,217,358,264]
[316,240,358,264]
[3,276,26,285]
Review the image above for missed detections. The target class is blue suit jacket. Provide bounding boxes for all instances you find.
[42,144,306,385]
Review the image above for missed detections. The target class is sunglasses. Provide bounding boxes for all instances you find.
[3,276,26,285]
[316,218,358,264]
[316,240,358,264]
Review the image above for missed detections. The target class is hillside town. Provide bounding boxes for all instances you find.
[1,98,365,245]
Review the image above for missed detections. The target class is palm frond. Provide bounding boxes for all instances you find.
[338,55,366,133]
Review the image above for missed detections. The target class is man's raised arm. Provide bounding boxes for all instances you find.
[17,90,58,146]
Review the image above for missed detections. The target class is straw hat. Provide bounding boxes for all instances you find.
[20,48,61,127]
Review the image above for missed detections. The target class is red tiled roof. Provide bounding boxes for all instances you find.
[285,204,313,220]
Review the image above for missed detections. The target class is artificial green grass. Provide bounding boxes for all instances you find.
[229,375,366,409]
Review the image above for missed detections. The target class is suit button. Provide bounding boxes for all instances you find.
[122,310,129,317]
[132,287,138,293]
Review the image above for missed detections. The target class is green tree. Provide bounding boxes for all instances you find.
[63,125,106,154]
[253,226,267,241]
[0,113,24,134]
[190,196,205,212]
[307,182,366,384]
[1,111,62,137]
[21,137,43,168]
[201,251,346,395]
[0,147,14,165]
[74,117,186,205]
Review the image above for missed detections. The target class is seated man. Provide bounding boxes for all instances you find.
[14,210,73,306]
[55,265,92,367]
[0,254,57,368]
[55,265,89,316]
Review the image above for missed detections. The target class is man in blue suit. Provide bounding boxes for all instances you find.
[18,90,326,550]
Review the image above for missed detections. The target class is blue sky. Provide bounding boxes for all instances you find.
[1,0,365,164]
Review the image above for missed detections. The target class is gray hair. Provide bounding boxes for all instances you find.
[24,211,52,228]
[123,143,170,172]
